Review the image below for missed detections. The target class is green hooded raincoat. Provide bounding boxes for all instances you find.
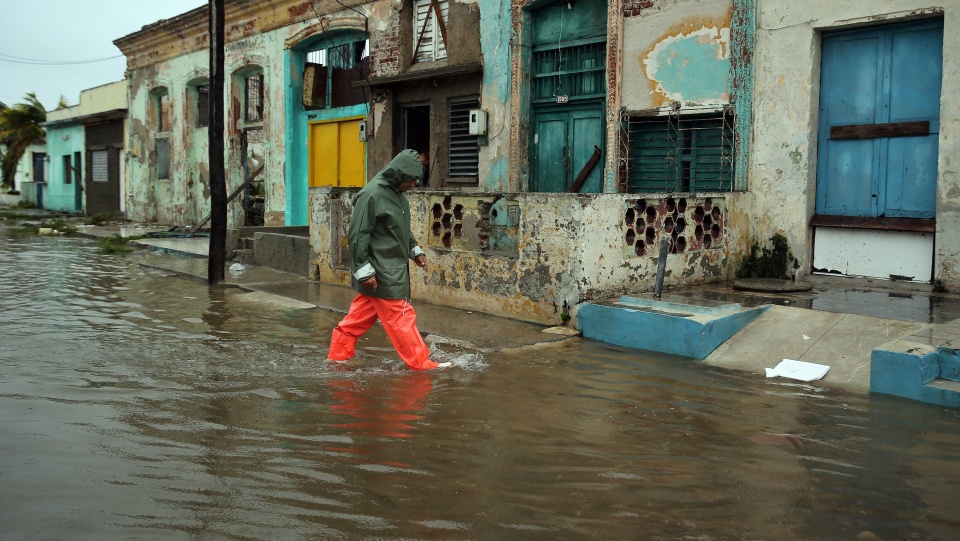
[348,149,425,300]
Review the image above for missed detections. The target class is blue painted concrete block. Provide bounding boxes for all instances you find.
[576,302,766,360]
[871,349,939,401]
[938,348,960,382]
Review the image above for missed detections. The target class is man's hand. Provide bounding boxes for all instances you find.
[361,275,378,292]
[414,254,428,271]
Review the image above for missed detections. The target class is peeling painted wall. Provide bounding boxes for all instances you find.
[310,189,749,324]
[750,1,960,289]
[622,0,733,111]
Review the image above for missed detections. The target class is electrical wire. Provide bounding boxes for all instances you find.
[0,52,123,65]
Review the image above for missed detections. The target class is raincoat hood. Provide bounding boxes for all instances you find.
[378,149,425,190]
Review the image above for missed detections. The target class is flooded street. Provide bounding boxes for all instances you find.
[2,231,960,540]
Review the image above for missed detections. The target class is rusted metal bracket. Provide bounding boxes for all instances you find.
[568,145,602,193]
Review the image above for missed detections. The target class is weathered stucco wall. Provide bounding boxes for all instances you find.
[310,189,749,324]
[41,124,85,213]
[750,1,960,287]
[622,0,733,111]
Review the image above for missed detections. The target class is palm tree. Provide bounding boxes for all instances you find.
[0,93,47,191]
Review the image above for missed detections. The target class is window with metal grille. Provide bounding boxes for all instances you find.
[449,98,479,181]
[245,74,264,122]
[196,84,209,127]
[156,140,170,180]
[626,110,735,193]
[92,150,110,182]
[303,39,369,110]
[532,40,605,104]
[413,0,448,63]
[62,155,72,184]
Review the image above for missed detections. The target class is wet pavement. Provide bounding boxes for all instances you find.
[3,223,960,540]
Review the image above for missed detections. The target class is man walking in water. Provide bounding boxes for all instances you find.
[327,149,451,370]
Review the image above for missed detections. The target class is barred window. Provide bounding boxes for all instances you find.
[532,40,605,104]
[156,139,170,180]
[626,109,735,193]
[448,98,479,182]
[245,74,264,122]
[92,150,109,182]
[196,84,209,128]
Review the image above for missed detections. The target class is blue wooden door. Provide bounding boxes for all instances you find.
[532,106,603,192]
[817,19,942,218]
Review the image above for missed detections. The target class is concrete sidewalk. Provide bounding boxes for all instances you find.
[73,224,576,354]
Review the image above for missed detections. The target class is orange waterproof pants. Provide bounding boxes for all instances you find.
[328,294,439,370]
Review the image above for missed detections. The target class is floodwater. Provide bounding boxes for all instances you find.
[2,231,960,541]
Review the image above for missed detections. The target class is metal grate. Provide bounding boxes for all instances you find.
[196,85,209,128]
[624,107,736,193]
[245,74,264,122]
[448,98,479,180]
[155,140,170,180]
[532,40,606,103]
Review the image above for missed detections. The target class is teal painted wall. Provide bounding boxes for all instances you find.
[284,32,368,226]
[43,123,85,212]
[479,0,512,191]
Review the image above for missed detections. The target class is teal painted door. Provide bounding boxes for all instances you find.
[817,19,942,218]
[532,106,603,193]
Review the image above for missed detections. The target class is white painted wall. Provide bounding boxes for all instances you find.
[751,1,960,288]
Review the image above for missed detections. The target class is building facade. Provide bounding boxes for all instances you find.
[42,80,127,215]
[114,0,960,327]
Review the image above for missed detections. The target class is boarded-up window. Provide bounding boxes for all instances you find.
[92,150,110,182]
[245,74,264,122]
[413,0,448,63]
[158,92,171,131]
[303,39,369,110]
[156,139,170,180]
[626,110,735,193]
[449,98,479,181]
[196,84,210,127]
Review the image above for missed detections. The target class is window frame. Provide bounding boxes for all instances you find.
[303,38,370,111]
[413,0,449,63]
[625,108,736,194]
[245,73,264,122]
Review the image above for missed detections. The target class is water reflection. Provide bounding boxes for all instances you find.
[2,231,960,540]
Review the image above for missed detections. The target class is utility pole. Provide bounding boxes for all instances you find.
[207,0,227,285]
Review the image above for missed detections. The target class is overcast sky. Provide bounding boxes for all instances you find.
[0,0,205,110]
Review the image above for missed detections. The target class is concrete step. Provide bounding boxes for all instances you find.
[926,378,960,393]
[241,237,255,249]
[232,248,253,264]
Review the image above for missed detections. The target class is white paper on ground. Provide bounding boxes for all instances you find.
[764,359,830,382]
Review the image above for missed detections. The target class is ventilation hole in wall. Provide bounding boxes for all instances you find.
[703,234,713,249]
[711,205,721,222]
[454,223,463,238]
[664,216,674,234]
[637,216,646,228]
[711,223,721,240]
[666,197,676,213]
[676,236,687,252]
[443,196,452,210]
[625,229,636,246]
[703,215,713,228]
[695,224,704,241]
[635,239,646,257]
[636,199,646,212]
[645,206,657,223]
[491,208,498,219]
[432,203,443,219]
[442,213,453,228]
[454,204,464,220]
[645,226,656,245]
[705,198,712,209]
[694,206,705,223]
[442,231,452,248]
[432,222,442,236]
[625,208,635,226]
[678,198,687,214]
[675,217,686,233]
